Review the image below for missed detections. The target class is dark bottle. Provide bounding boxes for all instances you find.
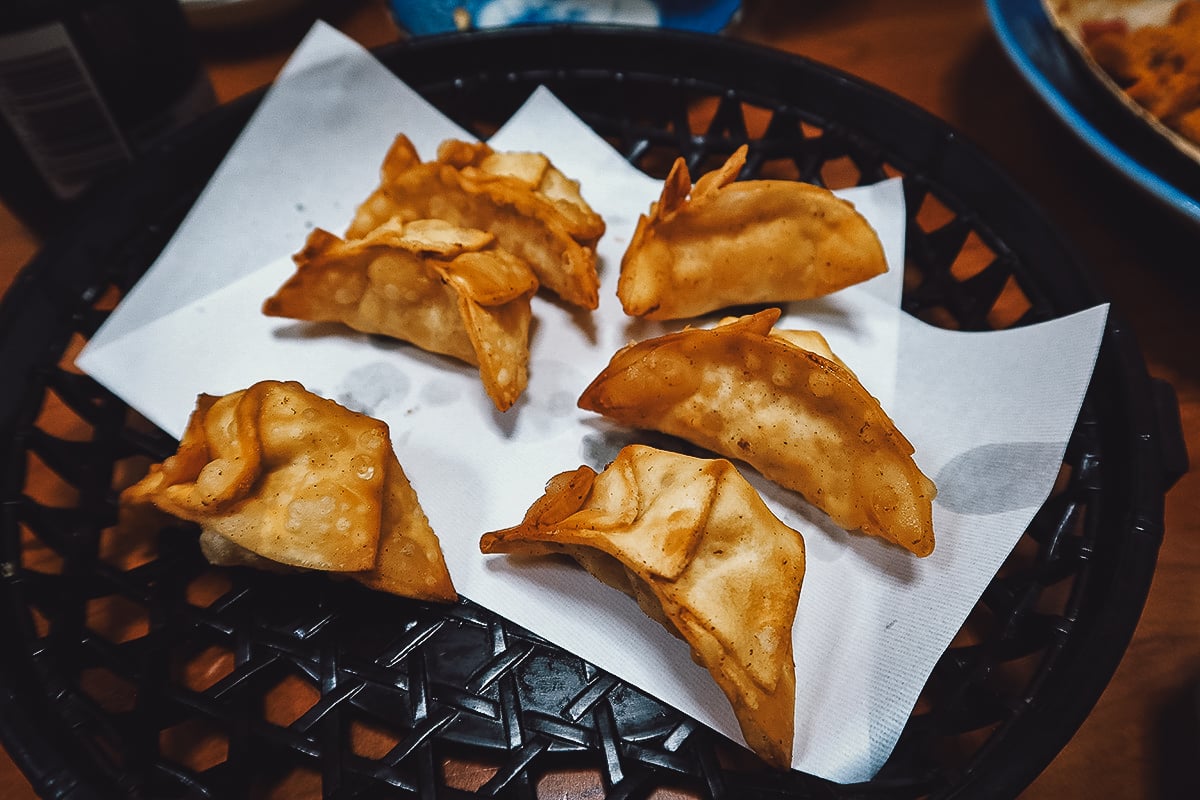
[0,0,215,236]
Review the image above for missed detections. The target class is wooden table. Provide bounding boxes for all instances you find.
[2,0,1196,796]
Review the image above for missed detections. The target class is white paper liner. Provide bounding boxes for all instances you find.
[77,21,1109,783]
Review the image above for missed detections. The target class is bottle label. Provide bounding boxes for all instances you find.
[0,22,133,201]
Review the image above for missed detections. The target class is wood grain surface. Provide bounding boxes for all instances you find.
[1,1,1196,797]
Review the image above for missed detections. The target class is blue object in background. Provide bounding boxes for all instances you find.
[986,0,1200,225]
[388,0,742,36]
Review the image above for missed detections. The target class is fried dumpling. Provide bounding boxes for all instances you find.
[479,444,805,768]
[578,309,936,556]
[617,145,887,319]
[121,380,457,602]
[263,217,537,412]
[346,134,604,309]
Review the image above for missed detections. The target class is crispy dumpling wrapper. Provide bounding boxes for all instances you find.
[346,134,604,309]
[617,145,888,319]
[263,217,536,411]
[479,444,805,768]
[578,309,937,556]
[121,380,457,602]
[719,315,860,380]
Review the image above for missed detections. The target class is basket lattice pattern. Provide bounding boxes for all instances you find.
[1,27,1152,800]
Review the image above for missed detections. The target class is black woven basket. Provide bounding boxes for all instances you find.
[0,25,1187,800]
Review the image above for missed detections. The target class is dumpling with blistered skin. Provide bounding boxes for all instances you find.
[480,444,805,769]
[617,145,887,319]
[577,309,937,556]
[347,134,605,309]
[121,380,457,602]
[264,217,537,412]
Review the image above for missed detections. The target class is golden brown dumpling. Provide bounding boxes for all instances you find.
[264,218,537,412]
[480,444,805,768]
[121,380,457,602]
[347,134,604,309]
[578,309,937,556]
[617,145,887,319]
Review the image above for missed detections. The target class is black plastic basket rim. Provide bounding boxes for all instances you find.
[0,23,1188,800]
